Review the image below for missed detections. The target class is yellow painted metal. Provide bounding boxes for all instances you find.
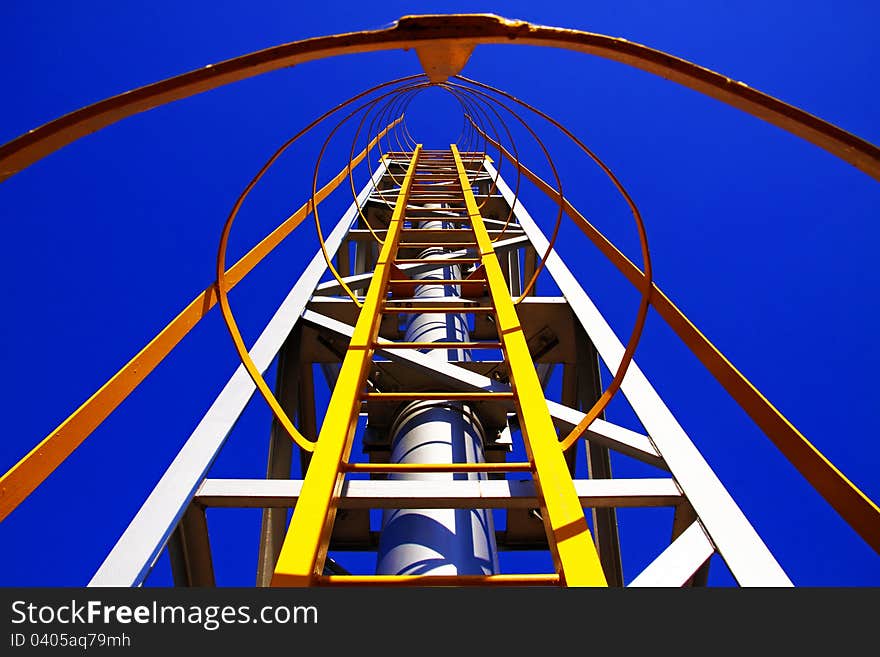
[342,462,533,473]
[384,306,494,314]
[271,146,422,586]
[397,341,496,348]
[394,258,479,263]
[451,144,607,587]
[2,10,871,577]
[478,135,880,555]
[0,120,399,523]
[398,242,477,248]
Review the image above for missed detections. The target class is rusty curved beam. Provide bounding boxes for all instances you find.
[1,13,878,183]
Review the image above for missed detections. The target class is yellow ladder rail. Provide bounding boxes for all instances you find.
[271,146,422,586]
[272,146,608,587]
[450,144,607,587]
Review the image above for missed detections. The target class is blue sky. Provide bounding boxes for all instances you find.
[1,1,877,586]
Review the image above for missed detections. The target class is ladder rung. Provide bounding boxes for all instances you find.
[341,462,532,473]
[388,279,482,285]
[376,341,501,349]
[397,243,477,248]
[401,218,469,223]
[399,229,474,234]
[383,306,494,314]
[317,574,560,587]
[363,392,514,401]
[394,258,480,264]
[404,211,464,215]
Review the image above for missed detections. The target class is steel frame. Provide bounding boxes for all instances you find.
[271,148,422,586]
[1,12,874,590]
[84,150,806,587]
[196,478,683,509]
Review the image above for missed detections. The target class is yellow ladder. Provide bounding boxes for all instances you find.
[271,145,607,587]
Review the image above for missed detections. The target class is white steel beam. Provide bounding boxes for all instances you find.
[485,160,792,586]
[195,477,683,509]
[628,522,715,587]
[546,401,665,468]
[88,163,388,587]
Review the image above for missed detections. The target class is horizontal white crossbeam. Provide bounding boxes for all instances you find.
[302,309,665,468]
[196,477,683,509]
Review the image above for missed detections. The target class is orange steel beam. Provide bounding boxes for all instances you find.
[341,462,533,473]
[0,119,400,523]
[481,132,880,555]
[1,14,878,183]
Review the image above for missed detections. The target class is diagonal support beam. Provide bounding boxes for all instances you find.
[301,309,664,468]
[480,132,880,556]
[628,521,715,587]
[88,163,389,587]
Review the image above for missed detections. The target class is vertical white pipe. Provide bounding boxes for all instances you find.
[376,205,499,576]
